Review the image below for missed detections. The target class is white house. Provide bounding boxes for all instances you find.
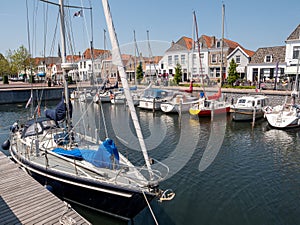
[227,46,254,80]
[246,46,286,83]
[285,24,300,78]
[158,36,209,82]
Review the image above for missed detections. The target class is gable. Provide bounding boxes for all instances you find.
[287,24,300,41]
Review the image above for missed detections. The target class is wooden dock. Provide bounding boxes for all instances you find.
[0,151,91,225]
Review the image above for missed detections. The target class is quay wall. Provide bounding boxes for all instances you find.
[0,82,295,106]
[0,87,77,104]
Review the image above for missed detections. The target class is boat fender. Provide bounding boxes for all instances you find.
[10,122,19,133]
[1,139,10,150]
[44,184,53,192]
[110,93,114,99]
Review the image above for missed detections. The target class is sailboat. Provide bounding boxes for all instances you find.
[189,8,230,117]
[6,0,173,220]
[265,91,300,129]
[265,52,300,128]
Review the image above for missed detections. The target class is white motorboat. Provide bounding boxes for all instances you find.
[138,87,174,111]
[230,95,269,121]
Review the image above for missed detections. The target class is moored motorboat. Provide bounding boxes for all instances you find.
[230,95,269,121]
[138,87,174,111]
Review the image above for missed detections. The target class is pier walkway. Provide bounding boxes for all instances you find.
[0,151,91,225]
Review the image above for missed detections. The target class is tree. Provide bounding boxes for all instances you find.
[0,53,10,77]
[227,59,239,86]
[136,62,143,82]
[174,63,182,85]
[6,45,33,76]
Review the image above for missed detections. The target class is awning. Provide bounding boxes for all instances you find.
[285,66,299,74]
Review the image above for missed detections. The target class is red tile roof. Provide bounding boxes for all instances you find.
[83,48,110,59]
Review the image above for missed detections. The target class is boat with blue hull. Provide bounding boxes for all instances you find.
[6,0,173,220]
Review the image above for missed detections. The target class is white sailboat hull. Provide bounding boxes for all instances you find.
[265,112,300,128]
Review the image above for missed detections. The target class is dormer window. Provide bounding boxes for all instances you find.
[216,41,221,48]
[265,55,273,63]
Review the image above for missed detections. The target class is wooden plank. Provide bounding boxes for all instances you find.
[0,152,91,224]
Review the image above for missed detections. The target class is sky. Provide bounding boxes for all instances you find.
[1,0,300,57]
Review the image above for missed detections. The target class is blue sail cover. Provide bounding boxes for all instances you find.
[87,138,119,169]
[52,139,119,169]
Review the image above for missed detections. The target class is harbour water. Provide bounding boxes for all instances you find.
[1,99,300,225]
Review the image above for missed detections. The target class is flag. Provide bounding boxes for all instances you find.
[25,96,32,108]
[73,10,83,17]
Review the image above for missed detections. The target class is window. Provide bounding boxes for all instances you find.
[192,54,197,64]
[264,55,273,63]
[235,55,241,64]
[199,68,205,74]
[216,68,220,77]
[210,68,214,77]
[174,55,179,65]
[216,41,221,48]
[293,46,300,59]
[168,56,172,66]
[211,54,217,63]
[192,68,197,75]
[181,55,186,65]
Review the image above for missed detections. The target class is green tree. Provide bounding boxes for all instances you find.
[174,63,182,85]
[6,45,33,76]
[136,62,143,82]
[0,53,10,78]
[227,59,239,86]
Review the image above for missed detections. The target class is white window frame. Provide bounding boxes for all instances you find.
[264,55,273,63]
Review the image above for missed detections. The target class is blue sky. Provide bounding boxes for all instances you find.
[1,0,300,57]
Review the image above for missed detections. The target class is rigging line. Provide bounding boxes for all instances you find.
[99,100,108,138]
[39,0,92,10]
[32,0,39,57]
[49,12,60,57]
[70,100,94,134]
[43,2,48,57]
[147,30,158,79]
[26,0,35,116]
[193,11,206,95]
[65,5,77,57]
[80,0,93,47]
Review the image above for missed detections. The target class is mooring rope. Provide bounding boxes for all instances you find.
[142,190,159,225]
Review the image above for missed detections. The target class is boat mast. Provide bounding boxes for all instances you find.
[59,0,72,135]
[101,0,154,179]
[193,11,206,95]
[220,3,225,86]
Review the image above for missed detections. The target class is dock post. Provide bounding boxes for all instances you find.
[252,106,256,129]
[211,102,214,121]
[153,98,155,113]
